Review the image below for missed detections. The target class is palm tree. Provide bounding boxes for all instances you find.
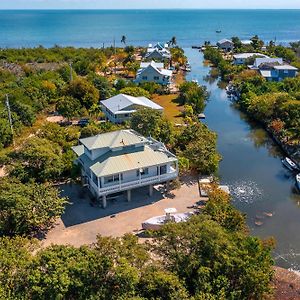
[170,36,177,47]
[121,35,126,45]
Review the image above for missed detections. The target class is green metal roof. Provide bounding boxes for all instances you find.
[79,129,147,151]
[90,146,177,177]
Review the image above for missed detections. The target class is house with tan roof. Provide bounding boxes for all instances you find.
[72,130,178,208]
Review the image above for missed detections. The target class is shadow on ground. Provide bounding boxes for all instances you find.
[59,183,167,227]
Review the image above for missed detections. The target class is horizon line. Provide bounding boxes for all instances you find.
[1,8,300,10]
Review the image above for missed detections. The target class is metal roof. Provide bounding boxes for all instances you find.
[79,129,148,151]
[254,57,283,67]
[233,53,269,59]
[100,94,163,114]
[90,145,177,177]
[138,62,173,77]
[140,61,164,69]
[273,65,298,70]
[217,39,233,45]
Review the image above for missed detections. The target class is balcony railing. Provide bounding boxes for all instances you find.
[95,171,177,196]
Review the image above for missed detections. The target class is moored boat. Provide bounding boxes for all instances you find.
[282,157,299,171]
[142,208,193,230]
[296,174,300,190]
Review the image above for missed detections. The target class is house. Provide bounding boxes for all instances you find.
[145,42,171,60]
[250,57,283,69]
[217,39,234,52]
[140,61,164,69]
[100,94,163,124]
[260,64,298,82]
[72,130,178,208]
[135,61,173,85]
[233,53,269,65]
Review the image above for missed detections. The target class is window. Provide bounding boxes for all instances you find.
[104,174,120,184]
[160,165,167,175]
[154,76,159,80]
[136,168,149,177]
[92,173,98,186]
[142,76,148,80]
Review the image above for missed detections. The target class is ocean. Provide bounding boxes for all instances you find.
[0,9,299,48]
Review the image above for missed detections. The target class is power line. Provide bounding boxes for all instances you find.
[5,94,15,147]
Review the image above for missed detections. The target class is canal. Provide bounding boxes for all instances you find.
[185,48,300,271]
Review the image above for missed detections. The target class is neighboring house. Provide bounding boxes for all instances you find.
[217,39,234,52]
[72,129,178,208]
[140,61,164,69]
[135,61,173,85]
[145,42,171,60]
[100,94,163,124]
[233,53,269,65]
[259,64,298,82]
[250,57,283,69]
[241,39,252,46]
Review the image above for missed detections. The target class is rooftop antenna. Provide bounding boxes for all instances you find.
[5,94,15,147]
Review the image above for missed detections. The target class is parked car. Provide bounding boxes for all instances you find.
[77,118,90,127]
[59,120,72,127]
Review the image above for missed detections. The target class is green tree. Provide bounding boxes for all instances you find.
[152,214,274,299]
[119,87,151,98]
[0,178,67,236]
[63,77,99,109]
[129,108,174,144]
[11,137,65,182]
[178,81,209,114]
[56,96,82,120]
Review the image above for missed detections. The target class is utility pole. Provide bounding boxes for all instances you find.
[5,94,15,147]
[69,61,73,82]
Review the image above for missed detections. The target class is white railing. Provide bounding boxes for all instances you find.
[97,171,177,195]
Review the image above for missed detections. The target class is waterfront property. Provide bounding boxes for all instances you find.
[135,61,173,85]
[217,39,234,52]
[100,94,163,123]
[233,53,269,65]
[145,42,171,60]
[249,57,298,81]
[71,130,178,208]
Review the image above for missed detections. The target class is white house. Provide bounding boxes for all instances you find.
[72,130,178,208]
[100,94,163,123]
[217,39,234,52]
[145,42,171,60]
[135,61,173,85]
[233,53,269,65]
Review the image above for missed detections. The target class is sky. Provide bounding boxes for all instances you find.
[0,0,300,9]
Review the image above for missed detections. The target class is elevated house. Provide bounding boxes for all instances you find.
[72,130,178,208]
[100,94,163,124]
[249,57,298,81]
[233,53,269,65]
[145,42,171,60]
[217,39,234,52]
[135,61,173,85]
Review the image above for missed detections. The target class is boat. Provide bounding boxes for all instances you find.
[282,157,300,171]
[142,208,193,230]
[296,174,300,190]
[216,30,222,33]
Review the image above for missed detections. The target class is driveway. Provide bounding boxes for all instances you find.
[43,177,202,247]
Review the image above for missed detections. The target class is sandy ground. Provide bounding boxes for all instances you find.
[46,116,64,123]
[43,178,201,247]
[273,266,300,299]
[0,166,7,177]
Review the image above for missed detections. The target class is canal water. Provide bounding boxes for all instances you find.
[185,48,300,271]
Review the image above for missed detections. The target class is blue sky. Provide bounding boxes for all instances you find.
[0,0,300,9]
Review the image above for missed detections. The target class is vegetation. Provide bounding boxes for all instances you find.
[0,188,274,300]
[0,178,68,236]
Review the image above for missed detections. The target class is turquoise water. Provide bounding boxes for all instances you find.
[0,9,300,48]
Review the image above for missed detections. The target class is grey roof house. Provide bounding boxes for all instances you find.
[135,61,173,85]
[72,130,178,208]
[233,53,269,65]
[217,39,234,52]
[100,94,163,124]
[145,43,171,60]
